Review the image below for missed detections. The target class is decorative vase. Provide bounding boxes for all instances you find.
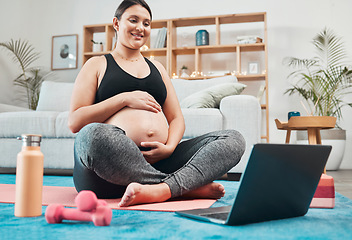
[297,128,346,170]
[196,30,209,46]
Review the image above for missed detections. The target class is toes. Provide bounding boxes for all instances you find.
[219,185,225,195]
[214,183,225,198]
[118,195,130,207]
[119,194,136,207]
[118,184,137,207]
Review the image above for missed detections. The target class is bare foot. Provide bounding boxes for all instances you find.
[118,182,171,207]
[182,182,225,199]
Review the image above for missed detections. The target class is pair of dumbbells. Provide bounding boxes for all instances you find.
[45,190,112,226]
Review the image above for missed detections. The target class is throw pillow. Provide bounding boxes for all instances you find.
[180,82,246,108]
[172,75,238,102]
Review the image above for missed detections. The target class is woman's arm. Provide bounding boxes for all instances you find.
[141,60,185,162]
[68,56,124,133]
[68,56,162,133]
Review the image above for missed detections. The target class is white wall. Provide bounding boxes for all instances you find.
[1,0,351,168]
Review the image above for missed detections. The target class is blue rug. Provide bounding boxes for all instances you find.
[0,174,351,240]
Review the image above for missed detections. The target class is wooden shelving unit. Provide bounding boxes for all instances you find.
[82,12,269,142]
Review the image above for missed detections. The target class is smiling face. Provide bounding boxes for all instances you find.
[114,4,151,50]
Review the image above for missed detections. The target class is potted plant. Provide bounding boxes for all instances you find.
[284,28,352,170]
[0,39,51,110]
[91,40,103,52]
[180,65,189,78]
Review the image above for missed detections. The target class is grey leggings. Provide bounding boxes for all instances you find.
[73,123,245,199]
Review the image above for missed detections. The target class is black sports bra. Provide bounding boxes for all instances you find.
[95,54,167,106]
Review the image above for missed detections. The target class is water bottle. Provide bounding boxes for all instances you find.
[15,134,44,217]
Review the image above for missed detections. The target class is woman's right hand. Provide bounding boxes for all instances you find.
[122,91,162,113]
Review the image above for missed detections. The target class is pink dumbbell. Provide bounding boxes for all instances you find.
[45,204,112,226]
[45,191,112,226]
[75,190,108,212]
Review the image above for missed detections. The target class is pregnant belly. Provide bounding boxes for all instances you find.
[105,108,169,146]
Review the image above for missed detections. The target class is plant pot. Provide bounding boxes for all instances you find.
[93,44,103,52]
[297,128,346,170]
[180,69,189,78]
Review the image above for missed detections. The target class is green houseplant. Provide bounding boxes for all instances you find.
[284,28,352,123]
[284,28,352,170]
[180,65,189,78]
[0,39,51,110]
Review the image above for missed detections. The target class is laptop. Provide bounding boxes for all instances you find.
[176,143,332,225]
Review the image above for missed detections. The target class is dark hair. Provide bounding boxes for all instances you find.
[114,0,152,20]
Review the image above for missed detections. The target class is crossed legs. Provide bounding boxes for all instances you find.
[73,123,245,206]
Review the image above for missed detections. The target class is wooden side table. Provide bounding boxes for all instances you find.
[275,116,336,144]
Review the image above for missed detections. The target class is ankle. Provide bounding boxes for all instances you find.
[153,183,172,200]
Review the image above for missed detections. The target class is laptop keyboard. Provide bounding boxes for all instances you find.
[201,212,229,221]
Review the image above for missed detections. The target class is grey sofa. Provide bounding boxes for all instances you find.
[0,75,261,173]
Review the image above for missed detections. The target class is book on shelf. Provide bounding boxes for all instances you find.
[153,27,167,48]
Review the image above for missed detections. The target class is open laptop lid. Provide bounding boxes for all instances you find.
[227,143,331,225]
[176,143,331,225]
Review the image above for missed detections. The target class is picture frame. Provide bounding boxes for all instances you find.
[248,62,260,75]
[51,34,78,70]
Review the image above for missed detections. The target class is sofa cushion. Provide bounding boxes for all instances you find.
[180,82,246,108]
[0,111,59,138]
[181,108,223,138]
[171,75,237,102]
[0,103,32,113]
[37,81,74,112]
[56,111,76,138]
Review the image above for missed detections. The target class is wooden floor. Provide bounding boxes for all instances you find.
[327,170,352,199]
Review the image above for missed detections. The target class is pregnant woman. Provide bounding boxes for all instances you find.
[68,0,245,207]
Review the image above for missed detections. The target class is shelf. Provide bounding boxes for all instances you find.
[236,74,266,81]
[172,12,266,27]
[173,45,235,55]
[175,74,266,81]
[173,43,264,55]
[219,12,265,24]
[151,21,168,29]
[175,75,230,80]
[83,24,107,32]
[141,48,167,57]
[172,17,216,27]
[239,43,265,52]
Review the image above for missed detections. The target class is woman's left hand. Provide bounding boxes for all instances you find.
[140,141,173,164]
